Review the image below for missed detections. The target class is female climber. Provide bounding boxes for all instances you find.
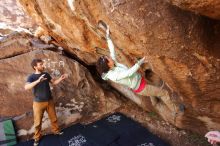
[96,24,168,98]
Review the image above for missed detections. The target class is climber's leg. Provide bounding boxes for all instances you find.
[137,84,168,97]
[137,83,178,111]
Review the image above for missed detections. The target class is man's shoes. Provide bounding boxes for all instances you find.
[55,131,64,135]
[33,140,39,146]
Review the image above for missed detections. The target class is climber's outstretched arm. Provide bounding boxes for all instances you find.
[106,26,117,62]
[115,57,145,80]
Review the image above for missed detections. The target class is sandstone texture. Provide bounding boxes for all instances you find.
[7,0,220,135]
[165,0,220,20]
[0,0,35,35]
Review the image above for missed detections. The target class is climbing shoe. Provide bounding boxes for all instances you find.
[55,131,64,135]
[33,140,39,146]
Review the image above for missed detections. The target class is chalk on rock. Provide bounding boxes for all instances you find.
[40,35,52,44]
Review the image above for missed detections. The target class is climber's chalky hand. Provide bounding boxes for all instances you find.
[106,25,110,38]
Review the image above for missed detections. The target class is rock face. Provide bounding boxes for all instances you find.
[165,0,220,20]
[0,33,121,140]
[0,0,35,35]
[15,0,220,135]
